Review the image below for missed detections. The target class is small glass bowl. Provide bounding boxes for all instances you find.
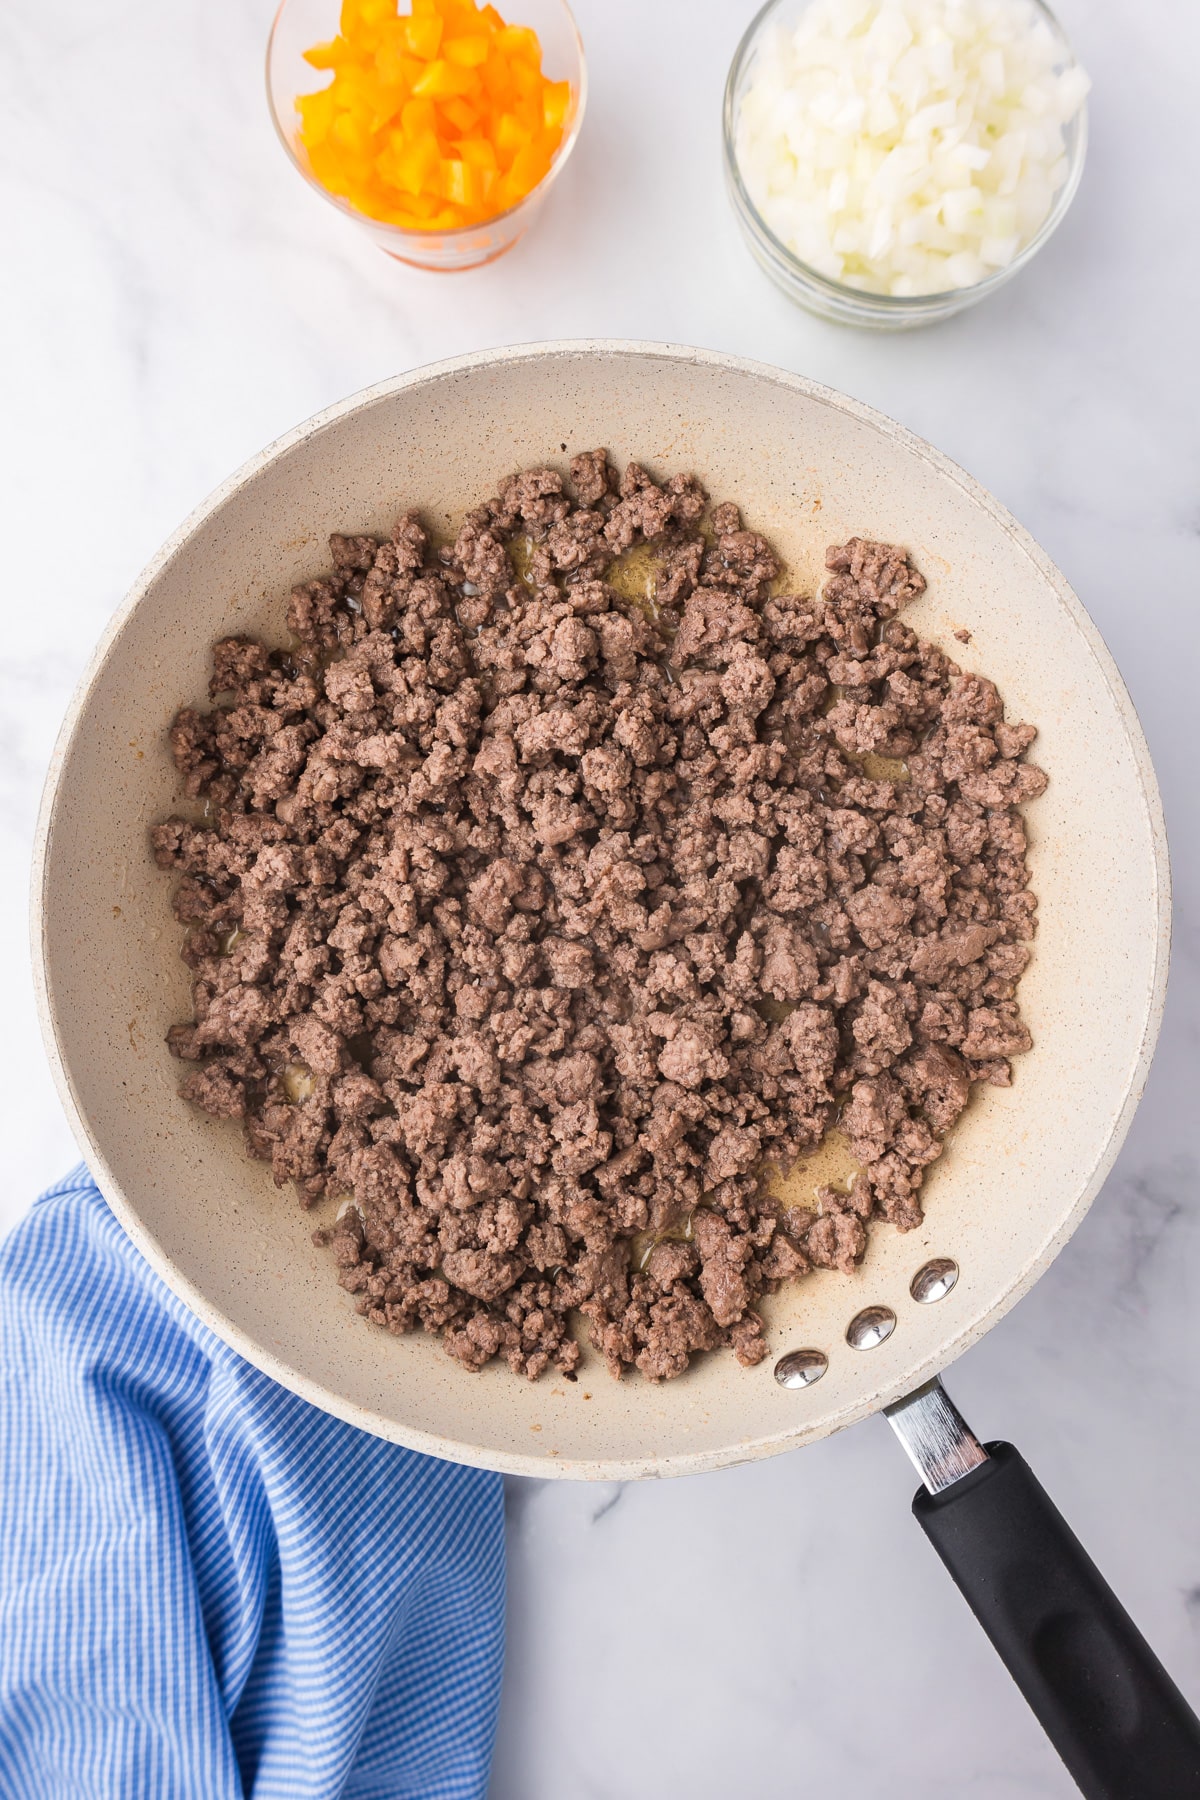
[723,0,1088,329]
[267,0,586,272]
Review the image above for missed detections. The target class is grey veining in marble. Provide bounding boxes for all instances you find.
[2,1,1197,1794]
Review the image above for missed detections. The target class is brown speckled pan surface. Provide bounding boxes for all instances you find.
[31,342,1169,1479]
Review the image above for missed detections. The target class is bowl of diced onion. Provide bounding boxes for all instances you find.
[723,0,1089,327]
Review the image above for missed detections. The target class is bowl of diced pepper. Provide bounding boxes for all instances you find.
[267,0,585,270]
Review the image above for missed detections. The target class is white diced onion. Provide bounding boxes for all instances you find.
[735,0,1089,296]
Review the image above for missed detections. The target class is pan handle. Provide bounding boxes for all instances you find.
[887,1381,1200,1800]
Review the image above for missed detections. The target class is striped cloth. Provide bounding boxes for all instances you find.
[0,1167,506,1799]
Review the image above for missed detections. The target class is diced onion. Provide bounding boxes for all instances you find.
[734,0,1090,296]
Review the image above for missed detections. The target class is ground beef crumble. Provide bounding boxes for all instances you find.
[152,454,1045,1383]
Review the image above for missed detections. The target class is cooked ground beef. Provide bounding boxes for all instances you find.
[152,453,1045,1383]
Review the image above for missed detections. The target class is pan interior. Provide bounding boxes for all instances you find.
[34,344,1168,1479]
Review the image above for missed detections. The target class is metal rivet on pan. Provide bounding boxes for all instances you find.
[774,1349,828,1389]
[910,1258,959,1304]
[846,1306,896,1350]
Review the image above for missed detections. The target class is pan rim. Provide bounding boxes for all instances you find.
[30,339,1171,1480]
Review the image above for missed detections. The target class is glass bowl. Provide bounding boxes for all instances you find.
[723,0,1088,329]
[267,0,586,272]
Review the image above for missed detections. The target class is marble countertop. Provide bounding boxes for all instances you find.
[4,0,1198,1792]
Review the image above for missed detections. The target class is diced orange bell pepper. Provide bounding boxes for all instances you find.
[440,158,469,205]
[444,33,490,66]
[493,110,524,156]
[542,78,570,133]
[437,97,479,133]
[411,57,476,98]
[458,134,498,171]
[331,109,374,155]
[296,0,571,232]
[508,140,550,191]
[302,39,343,70]
[372,22,410,85]
[401,96,438,134]
[377,125,441,194]
[339,0,394,40]
[402,13,443,56]
[297,87,337,147]
[496,24,539,62]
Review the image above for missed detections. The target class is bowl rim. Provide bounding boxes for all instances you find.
[30,341,1171,1480]
[722,0,1089,314]
[265,0,588,245]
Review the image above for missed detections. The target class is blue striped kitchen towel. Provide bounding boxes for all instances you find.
[0,1166,505,1799]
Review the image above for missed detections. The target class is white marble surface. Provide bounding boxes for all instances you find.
[3,0,1198,1793]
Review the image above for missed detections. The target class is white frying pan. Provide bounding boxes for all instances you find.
[32,344,1198,1796]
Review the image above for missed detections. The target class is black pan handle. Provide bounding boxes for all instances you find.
[912,1438,1200,1799]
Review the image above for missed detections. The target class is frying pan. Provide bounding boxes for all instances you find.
[32,342,1199,1796]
